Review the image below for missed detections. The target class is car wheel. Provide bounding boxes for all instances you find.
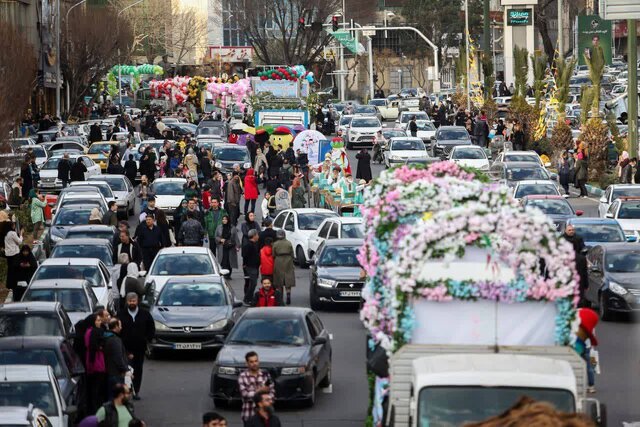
[304,376,316,407]
[598,293,612,321]
[319,363,331,388]
[213,398,228,408]
[296,246,308,268]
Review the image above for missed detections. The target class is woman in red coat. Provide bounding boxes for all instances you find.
[260,238,275,280]
[243,168,259,215]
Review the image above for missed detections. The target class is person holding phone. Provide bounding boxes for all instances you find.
[238,351,275,425]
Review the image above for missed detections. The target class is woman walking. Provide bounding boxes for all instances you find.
[355,149,372,182]
[557,151,571,196]
[243,168,259,215]
[29,188,46,241]
[575,144,589,198]
[272,229,296,305]
[289,176,306,209]
[12,245,37,301]
[215,215,239,278]
[4,221,23,297]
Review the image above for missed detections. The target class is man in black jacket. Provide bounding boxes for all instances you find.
[242,229,261,304]
[113,230,142,267]
[245,390,282,427]
[57,153,72,188]
[117,293,155,399]
[104,318,129,398]
[258,217,277,249]
[134,214,163,270]
[70,157,87,182]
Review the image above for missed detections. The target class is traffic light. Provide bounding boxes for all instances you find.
[298,17,305,32]
[332,16,339,32]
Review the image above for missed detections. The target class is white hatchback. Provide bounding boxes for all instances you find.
[307,217,364,260]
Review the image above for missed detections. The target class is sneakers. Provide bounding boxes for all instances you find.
[587,386,596,394]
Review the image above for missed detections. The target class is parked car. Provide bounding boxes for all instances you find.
[0,365,76,427]
[53,189,108,216]
[495,150,550,168]
[16,145,48,168]
[148,277,242,355]
[42,204,107,256]
[211,145,251,174]
[586,243,640,320]
[309,239,365,309]
[489,161,554,188]
[368,98,399,120]
[431,126,472,158]
[521,195,583,232]
[603,197,640,240]
[86,141,120,171]
[566,217,633,247]
[448,145,490,171]
[21,279,98,324]
[353,105,382,122]
[512,180,561,200]
[598,184,640,218]
[210,307,332,407]
[68,181,116,206]
[307,217,364,260]
[64,225,117,242]
[196,120,229,139]
[0,302,73,339]
[396,111,430,127]
[50,238,113,266]
[272,208,339,266]
[0,405,53,427]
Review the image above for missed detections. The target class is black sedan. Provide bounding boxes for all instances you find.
[0,336,84,408]
[431,126,472,158]
[521,195,583,233]
[148,277,242,355]
[210,307,332,407]
[586,243,640,320]
[310,239,365,309]
[212,145,251,174]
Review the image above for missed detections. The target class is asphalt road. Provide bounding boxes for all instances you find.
[132,150,639,426]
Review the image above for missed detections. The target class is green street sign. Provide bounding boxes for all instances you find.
[331,30,358,54]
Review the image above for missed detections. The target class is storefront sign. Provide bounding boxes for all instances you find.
[207,47,253,63]
[507,8,532,26]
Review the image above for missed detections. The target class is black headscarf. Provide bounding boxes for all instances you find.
[221,215,231,240]
[87,315,104,363]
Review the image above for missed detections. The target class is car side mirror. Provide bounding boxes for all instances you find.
[233,298,243,308]
[308,258,315,265]
[313,336,327,345]
[599,196,607,203]
[220,269,230,277]
[576,210,584,216]
[605,213,614,218]
[430,136,436,140]
[138,270,147,277]
[628,235,638,243]
[549,173,558,181]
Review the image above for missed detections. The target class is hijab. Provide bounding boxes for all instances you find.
[221,215,231,240]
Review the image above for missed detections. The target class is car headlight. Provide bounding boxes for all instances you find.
[51,234,63,242]
[217,366,238,375]
[609,281,628,296]
[317,278,336,288]
[281,366,306,375]
[243,162,251,169]
[205,319,228,330]
[215,162,222,168]
[154,320,170,331]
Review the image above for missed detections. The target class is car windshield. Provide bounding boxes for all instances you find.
[351,118,380,127]
[401,88,418,96]
[613,188,640,201]
[526,199,574,215]
[0,349,63,378]
[84,184,113,198]
[339,116,353,126]
[506,167,549,181]
[51,245,112,266]
[152,181,184,196]
[617,202,640,219]
[342,224,364,238]
[197,126,224,136]
[416,121,435,131]
[453,148,486,160]
[53,208,92,226]
[369,99,386,106]
[150,253,214,275]
[23,289,90,312]
[228,318,307,346]
[437,129,469,140]
[0,381,59,416]
[213,147,249,162]
[383,130,406,139]
[19,146,46,157]
[515,184,558,198]
[392,139,425,151]
[505,153,540,163]
[42,157,74,170]
[66,229,114,240]
[88,144,111,154]
[401,113,428,123]
[0,313,61,338]
[298,213,336,230]
[319,246,361,267]
[355,106,376,114]
[157,283,227,306]
[606,252,640,273]
[418,386,574,426]
[92,177,126,191]
[33,265,103,287]
[573,223,626,242]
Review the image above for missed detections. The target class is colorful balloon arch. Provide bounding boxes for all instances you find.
[256,65,314,83]
[148,76,252,111]
[109,64,164,77]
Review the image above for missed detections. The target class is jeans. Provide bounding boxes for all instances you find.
[244,199,257,215]
[243,266,259,302]
[581,346,595,387]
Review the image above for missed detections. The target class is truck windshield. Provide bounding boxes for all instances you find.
[418,386,575,426]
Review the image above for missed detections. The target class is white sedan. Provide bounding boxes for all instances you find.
[88,174,136,217]
[272,208,340,266]
[143,247,224,296]
[150,178,187,221]
[598,184,640,218]
[604,197,640,239]
[512,180,561,200]
[384,137,430,168]
[307,217,364,260]
[448,145,490,171]
[39,154,101,192]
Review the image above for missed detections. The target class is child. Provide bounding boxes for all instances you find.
[259,237,274,282]
[261,192,271,222]
[574,308,599,393]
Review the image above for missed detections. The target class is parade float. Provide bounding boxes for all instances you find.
[358,162,605,426]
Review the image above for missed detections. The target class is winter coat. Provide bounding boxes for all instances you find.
[178,218,205,246]
[272,238,295,288]
[226,178,242,206]
[103,332,128,377]
[241,220,261,247]
[244,169,259,200]
[30,196,46,224]
[355,151,372,182]
[575,158,589,181]
[215,224,239,268]
[205,208,227,238]
[251,286,283,307]
[57,159,72,181]
[260,245,274,276]
[70,161,87,182]
[116,307,155,354]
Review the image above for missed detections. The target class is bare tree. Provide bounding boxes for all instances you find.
[240,0,341,66]
[169,5,209,64]
[62,5,133,115]
[0,23,36,175]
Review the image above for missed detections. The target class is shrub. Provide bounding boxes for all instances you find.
[580,117,610,181]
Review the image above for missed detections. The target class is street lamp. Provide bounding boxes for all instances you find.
[398,69,403,92]
[384,11,394,38]
[117,0,146,107]
[64,0,87,112]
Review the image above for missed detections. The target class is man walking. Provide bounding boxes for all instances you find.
[57,153,72,188]
[251,278,283,307]
[241,229,260,304]
[473,110,490,148]
[245,390,282,427]
[202,412,227,427]
[134,214,163,270]
[178,210,205,246]
[118,293,155,400]
[95,383,135,426]
[204,199,227,256]
[238,351,275,426]
[104,318,129,398]
[409,116,418,137]
[103,201,119,227]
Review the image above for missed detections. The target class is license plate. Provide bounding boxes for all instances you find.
[173,343,201,350]
[339,291,361,297]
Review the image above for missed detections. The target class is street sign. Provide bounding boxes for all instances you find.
[600,0,640,20]
[331,30,358,54]
[362,27,376,37]
[507,8,532,25]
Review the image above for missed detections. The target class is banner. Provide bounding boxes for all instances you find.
[577,15,613,66]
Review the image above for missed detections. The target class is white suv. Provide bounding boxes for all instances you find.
[346,116,382,149]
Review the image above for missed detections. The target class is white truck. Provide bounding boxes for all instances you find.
[386,344,605,426]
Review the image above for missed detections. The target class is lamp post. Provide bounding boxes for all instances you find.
[117,0,146,107]
[64,0,87,112]
[464,0,471,111]
[55,0,61,118]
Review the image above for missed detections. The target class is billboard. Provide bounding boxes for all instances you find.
[577,15,612,66]
[507,9,532,26]
[253,79,299,98]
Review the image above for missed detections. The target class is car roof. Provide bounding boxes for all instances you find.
[56,203,101,211]
[437,126,467,130]
[280,208,336,214]
[40,257,102,266]
[89,174,126,180]
[53,238,111,246]
[515,180,557,185]
[504,161,544,168]
[27,279,91,289]
[323,217,362,224]
[504,150,540,155]
[389,137,423,141]
[89,141,118,145]
[322,238,365,247]
[66,225,115,232]
[70,181,109,187]
[523,195,566,200]
[242,307,311,319]
[567,218,620,225]
[598,243,640,252]
[153,177,187,183]
[156,247,211,255]
[48,152,84,159]
[0,302,60,312]
[163,276,224,285]
[608,184,640,189]
[0,336,65,349]
[0,364,53,381]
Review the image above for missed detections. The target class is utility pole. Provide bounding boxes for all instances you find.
[340,0,346,102]
[55,0,61,118]
[483,0,490,55]
[558,0,563,59]
[465,0,471,111]
[629,19,638,158]
[368,36,374,101]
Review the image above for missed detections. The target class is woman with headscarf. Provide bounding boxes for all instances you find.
[254,148,269,182]
[139,147,156,183]
[84,313,107,415]
[272,229,296,305]
[173,199,189,239]
[4,221,22,294]
[70,157,88,182]
[12,245,37,301]
[29,188,46,241]
[215,215,238,279]
[243,168,259,215]
[355,148,372,182]
[289,176,306,209]
[184,147,199,180]
[114,253,144,308]
[89,208,103,224]
[124,154,138,185]
[20,160,33,198]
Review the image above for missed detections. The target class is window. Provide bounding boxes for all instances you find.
[318,222,332,238]
[273,212,287,228]
[82,157,93,168]
[309,312,324,336]
[305,315,318,339]
[285,214,295,232]
[328,223,339,239]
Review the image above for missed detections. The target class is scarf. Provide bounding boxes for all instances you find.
[221,223,231,240]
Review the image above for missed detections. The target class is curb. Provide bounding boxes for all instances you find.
[585,184,604,197]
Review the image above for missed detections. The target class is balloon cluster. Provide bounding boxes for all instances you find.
[257,65,314,83]
[110,64,163,77]
[210,73,241,84]
[149,75,252,109]
[149,76,190,105]
[206,78,252,112]
[187,76,208,105]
